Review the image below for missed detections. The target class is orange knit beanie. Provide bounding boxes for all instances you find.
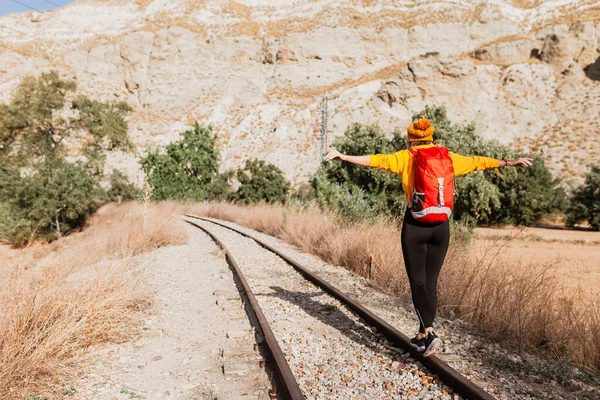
[407,118,435,142]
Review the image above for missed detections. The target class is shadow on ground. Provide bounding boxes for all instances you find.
[260,285,403,361]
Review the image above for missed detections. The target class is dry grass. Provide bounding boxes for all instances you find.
[187,202,600,372]
[0,202,187,399]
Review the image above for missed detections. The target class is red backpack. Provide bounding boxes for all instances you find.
[409,146,455,223]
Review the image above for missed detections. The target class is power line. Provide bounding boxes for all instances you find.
[9,0,45,13]
[41,0,63,8]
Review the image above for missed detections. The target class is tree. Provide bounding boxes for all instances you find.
[140,123,228,201]
[72,96,133,152]
[567,165,600,230]
[72,96,133,176]
[233,159,290,204]
[0,71,131,167]
[0,71,76,161]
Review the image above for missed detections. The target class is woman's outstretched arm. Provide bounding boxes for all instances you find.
[499,158,534,167]
[326,149,407,174]
[450,152,534,176]
[325,149,371,166]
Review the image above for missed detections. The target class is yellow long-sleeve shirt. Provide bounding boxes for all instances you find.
[369,144,500,205]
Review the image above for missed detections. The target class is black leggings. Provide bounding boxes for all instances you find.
[401,210,450,333]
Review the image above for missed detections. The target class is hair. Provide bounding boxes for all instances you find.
[409,140,435,148]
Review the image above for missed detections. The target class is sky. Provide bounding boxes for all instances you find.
[0,0,76,17]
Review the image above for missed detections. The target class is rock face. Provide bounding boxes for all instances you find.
[471,38,538,64]
[0,0,599,185]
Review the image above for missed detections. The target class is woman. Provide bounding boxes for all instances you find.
[325,118,532,356]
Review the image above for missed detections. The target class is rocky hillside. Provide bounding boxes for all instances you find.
[1,0,599,185]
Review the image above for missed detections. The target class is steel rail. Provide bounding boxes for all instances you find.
[186,214,498,400]
[185,219,304,400]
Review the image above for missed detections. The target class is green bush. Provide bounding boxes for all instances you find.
[0,70,133,245]
[490,157,567,225]
[290,182,316,204]
[0,157,103,246]
[313,169,378,221]
[106,169,139,203]
[139,126,291,205]
[566,165,600,230]
[207,169,235,202]
[233,159,291,204]
[140,123,229,201]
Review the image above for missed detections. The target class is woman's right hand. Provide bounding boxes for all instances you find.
[325,150,346,161]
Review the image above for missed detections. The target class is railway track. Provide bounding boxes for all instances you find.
[185,215,497,400]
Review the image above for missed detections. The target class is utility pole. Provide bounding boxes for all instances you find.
[316,92,337,161]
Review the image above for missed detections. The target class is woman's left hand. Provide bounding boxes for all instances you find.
[509,158,534,168]
[325,150,346,161]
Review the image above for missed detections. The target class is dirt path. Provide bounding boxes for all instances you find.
[74,223,270,400]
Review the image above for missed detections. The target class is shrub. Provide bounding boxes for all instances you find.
[290,182,316,204]
[106,169,139,203]
[207,169,235,202]
[313,169,379,221]
[567,165,600,230]
[140,123,229,201]
[233,159,291,204]
[490,157,568,225]
[0,156,103,246]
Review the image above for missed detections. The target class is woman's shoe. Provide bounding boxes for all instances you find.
[410,333,426,352]
[423,331,444,357]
